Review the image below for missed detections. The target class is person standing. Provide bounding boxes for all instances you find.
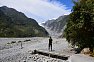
[49,36,53,51]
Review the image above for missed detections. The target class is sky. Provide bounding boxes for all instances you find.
[0,0,74,23]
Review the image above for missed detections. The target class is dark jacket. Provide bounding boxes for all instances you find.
[49,38,52,44]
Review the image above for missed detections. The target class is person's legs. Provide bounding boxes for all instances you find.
[51,44,52,51]
[49,44,52,51]
[49,44,50,51]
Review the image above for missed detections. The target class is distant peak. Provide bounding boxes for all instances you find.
[49,18,57,20]
[0,6,8,8]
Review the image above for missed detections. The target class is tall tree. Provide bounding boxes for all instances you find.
[65,0,94,52]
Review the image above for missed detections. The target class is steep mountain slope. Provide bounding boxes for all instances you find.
[43,15,69,37]
[0,6,49,37]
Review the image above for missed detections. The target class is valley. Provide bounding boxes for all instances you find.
[0,2,94,62]
[0,27,94,62]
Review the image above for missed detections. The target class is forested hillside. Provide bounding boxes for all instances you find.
[0,6,49,37]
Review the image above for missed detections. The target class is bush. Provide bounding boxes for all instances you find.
[18,41,22,43]
[11,41,16,44]
[24,39,31,42]
[90,49,94,57]
[7,42,10,44]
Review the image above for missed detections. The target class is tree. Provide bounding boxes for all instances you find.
[64,0,94,52]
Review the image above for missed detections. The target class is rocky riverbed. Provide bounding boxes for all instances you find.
[0,37,94,62]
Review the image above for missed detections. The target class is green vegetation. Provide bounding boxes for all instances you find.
[18,41,22,43]
[11,41,16,44]
[7,42,10,44]
[0,6,49,37]
[64,0,94,52]
[24,39,31,42]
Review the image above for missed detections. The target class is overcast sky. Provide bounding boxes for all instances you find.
[0,0,73,23]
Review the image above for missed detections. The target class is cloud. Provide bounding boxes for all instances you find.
[0,0,71,23]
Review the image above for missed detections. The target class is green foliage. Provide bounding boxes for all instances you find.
[24,39,31,42]
[7,42,10,44]
[11,41,16,44]
[18,41,21,43]
[0,6,49,37]
[65,0,94,51]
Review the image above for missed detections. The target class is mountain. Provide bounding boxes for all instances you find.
[43,15,69,37]
[0,6,49,37]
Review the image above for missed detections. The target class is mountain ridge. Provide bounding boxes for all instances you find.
[42,15,69,37]
[0,6,49,37]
